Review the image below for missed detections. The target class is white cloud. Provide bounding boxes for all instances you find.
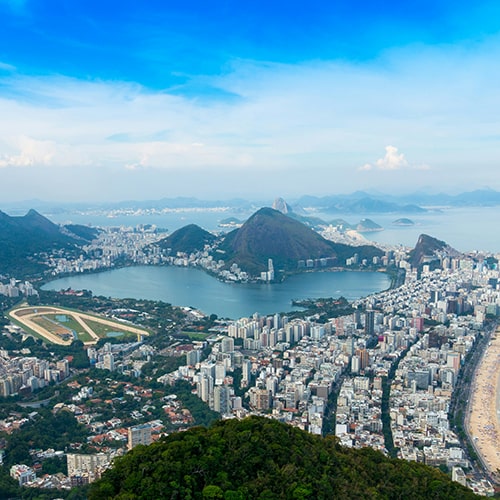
[377,145,408,170]
[0,135,55,168]
[360,146,430,173]
[0,35,499,199]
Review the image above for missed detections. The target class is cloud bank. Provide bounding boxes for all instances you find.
[0,36,498,199]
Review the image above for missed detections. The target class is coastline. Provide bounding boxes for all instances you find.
[467,327,500,480]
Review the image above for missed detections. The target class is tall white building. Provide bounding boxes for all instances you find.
[127,424,152,450]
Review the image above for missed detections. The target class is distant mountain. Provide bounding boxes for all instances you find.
[294,194,427,214]
[0,209,86,276]
[409,234,460,268]
[0,209,66,241]
[89,416,478,500]
[327,197,426,214]
[387,188,500,207]
[157,224,216,255]
[6,189,500,216]
[295,189,500,211]
[329,218,353,229]
[218,217,243,228]
[355,218,383,232]
[272,197,293,214]
[392,218,414,226]
[448,188,500,206]
[218,207,382,275]
[271,197,327,229]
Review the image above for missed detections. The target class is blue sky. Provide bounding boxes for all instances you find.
[0,0,499,202]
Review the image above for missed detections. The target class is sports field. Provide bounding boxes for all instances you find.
[8,306,149,346]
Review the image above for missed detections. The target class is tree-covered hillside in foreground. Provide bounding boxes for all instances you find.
[90,416,478,499]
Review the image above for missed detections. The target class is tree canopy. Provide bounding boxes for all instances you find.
[90,416,479,499]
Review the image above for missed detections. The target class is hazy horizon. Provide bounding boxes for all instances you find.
[1,1,500,202]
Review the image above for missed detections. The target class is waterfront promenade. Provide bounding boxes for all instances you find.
[467,327,500,479]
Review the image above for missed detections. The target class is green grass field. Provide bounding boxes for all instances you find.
[180,331,210,341]
[84,318,137,340]
[8,305,150,346]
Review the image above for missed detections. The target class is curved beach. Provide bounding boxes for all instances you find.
[467,328,500,479]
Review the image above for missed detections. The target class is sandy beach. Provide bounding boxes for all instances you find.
[467,328,500,478]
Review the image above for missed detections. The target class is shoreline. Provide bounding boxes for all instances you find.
[41,261,394,289]
[467,327,500,481]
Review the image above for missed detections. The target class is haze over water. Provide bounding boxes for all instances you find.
[45,206,500,254]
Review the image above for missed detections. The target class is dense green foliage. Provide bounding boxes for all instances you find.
[157,223,216,255]
[0,209,84,277]
[2,409,89,468]
[0,326,89,369]
[288,296,354,321]
[0,409,91,499]
[164,380,220,427]
[90,416,478,499]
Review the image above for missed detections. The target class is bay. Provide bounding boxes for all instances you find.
[42,266,391,319]
[45,206,500,253]
[338,207,500,253]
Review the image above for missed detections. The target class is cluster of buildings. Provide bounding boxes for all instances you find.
[7,388,192,489]
[3,218,500,494]
[391,332,469,456]
[0,278,38,298]
[9,448,125,489]
[335,375,386,451]
[46,225,165,275]
[159,249,499,495]
[86,340,154,376]
[0,352,70,396]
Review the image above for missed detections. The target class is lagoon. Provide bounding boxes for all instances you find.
[42,266,391,319]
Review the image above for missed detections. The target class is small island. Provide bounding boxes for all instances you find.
[392,217,415,226]
[218,217,243,228]
[355,218,383,232]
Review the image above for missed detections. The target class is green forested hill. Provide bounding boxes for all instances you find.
[219,207,382,275]
[0,209,95,277]
[89,416,478,499]
[157,223,217,255]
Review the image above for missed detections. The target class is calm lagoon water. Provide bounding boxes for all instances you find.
[40,205,500,319]
[42,266,391,319]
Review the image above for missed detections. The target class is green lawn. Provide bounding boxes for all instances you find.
[180,331,210,341]
[84,318,137,340]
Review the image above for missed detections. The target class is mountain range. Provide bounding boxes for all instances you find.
[294,188,500,211]
[3,188,500,215]
[1,206,463,280]
[159,207,384,277]
[0,209,99,277]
